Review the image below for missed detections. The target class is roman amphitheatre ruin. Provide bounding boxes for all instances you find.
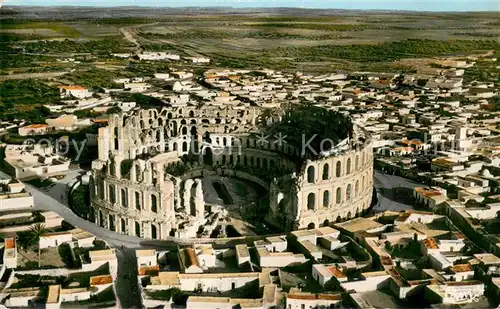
[89,104,373,240]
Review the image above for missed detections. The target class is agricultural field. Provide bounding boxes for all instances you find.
[0,7,499,75]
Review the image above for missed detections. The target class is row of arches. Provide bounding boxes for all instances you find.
[305,177,368,211]
[97,181,160,213]
[306,151,371,184]
[93,209,160,239]
[306,206,366,229]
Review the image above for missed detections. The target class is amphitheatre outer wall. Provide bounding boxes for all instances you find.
[88,106,373,240]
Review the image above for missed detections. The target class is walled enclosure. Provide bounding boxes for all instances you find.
[90,105,373,240]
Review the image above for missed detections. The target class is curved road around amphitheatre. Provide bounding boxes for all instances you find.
[25,168,420,308]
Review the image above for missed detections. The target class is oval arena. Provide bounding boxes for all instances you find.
[89,105,373,240]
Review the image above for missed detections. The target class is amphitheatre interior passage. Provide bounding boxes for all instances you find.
[90,104,373,240]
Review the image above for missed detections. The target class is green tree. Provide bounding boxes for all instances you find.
[28,223,47,268]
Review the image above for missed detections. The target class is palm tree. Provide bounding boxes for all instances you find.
[29,223,47,268]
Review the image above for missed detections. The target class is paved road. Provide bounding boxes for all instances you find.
[372,170,421,213]
[26,183,149,308]
[119,22,159,51]
[27,183,146,248]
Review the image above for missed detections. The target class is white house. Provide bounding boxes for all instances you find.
[312,264,347,287]
[0,172,34,212]
[136,249,158,269]
[39,232,73,249]
[18,124,52,136]
[59,86,92,99]
[286,288,342,309]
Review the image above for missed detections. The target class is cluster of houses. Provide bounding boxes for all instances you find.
[135,229,348,309]
[0,205,118,308]
[2,143,70,180]
[131,210,500,308]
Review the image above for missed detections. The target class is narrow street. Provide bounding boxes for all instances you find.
[115,247,143,308]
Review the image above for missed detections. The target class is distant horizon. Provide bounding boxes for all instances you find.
[3,0,499,12]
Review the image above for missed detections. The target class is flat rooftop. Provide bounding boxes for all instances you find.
[136,249,156,257]
[335,217,384,233]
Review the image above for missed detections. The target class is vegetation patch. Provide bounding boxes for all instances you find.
[0,79,58,122]
[244,22,367,32]
[23,37,134,54]
[0,20,81,38]
[267,39,500,62]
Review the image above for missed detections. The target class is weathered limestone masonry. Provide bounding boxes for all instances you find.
[268,125,374,231]
[90,106,373,240]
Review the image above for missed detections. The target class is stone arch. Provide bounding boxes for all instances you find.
[109,214,115,231]
[347,212,352,220]
[322,163,330,180]
[323,190,330,208]
[172,121,178,137]
[336,187,342,204]
[109,184,116,204]
[135,191,141,210]
[256,157,261,168]
[151,224,157,239]
[336,161,342,177]
[355,155,359,171]
[98,180,104,199]
[250,156,254,166]
[151,194,157,213]
[263,158,268,169]
[189,110,195,117]
[113,127,119,150]
[346,184,352,201]
[336,216,341,223]
[121,188,127,207]
[307,222,315,230]
[121,218,126,233]
[362,176,365,191]
[98,210,104,227]
[109,161,115,176]
[307,193,315,210]
[355,180,360,196]
[307,166,315,183]
[203,147,213,165]
[323,219,330,227]
[135,222,141,237]
[156,130,161,142]
[173,142,178,151]
[182,141,188,152]
[158,117,164,127]
[346,158,352,174]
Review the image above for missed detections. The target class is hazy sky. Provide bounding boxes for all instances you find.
[6,0,499,11]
